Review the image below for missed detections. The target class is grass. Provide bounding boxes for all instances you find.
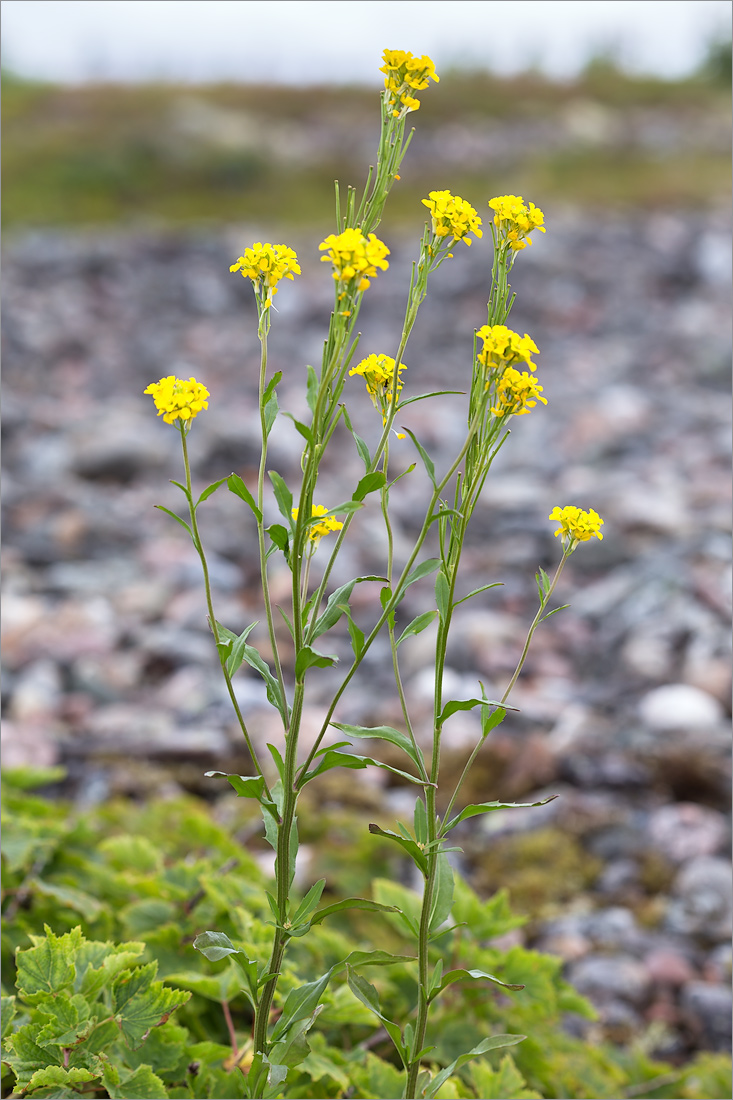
[2,61,730,232]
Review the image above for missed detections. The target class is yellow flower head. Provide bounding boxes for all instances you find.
[229,243,300,306]
[349,353,405,411]
[549,505,604,545]
[319,228,390,293]
[488,195,546,251]
[144,376,210,426]
[292,504,344,544]
[422,190,483,247]
[490,367,547,418]
[380,49,439,117]
[477,325,539,373]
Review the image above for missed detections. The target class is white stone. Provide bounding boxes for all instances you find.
[638,683,726,731]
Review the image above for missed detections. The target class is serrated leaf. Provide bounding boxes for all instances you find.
[15,927,77,1001]
[196,477,227,506]
[26,1066,98,1095]
[1,996,16,1041]
[444,795,557,834]
[102,1062,169,1099]
[2,1023,62,1088]
[154,505,192,537]
[469,1053,542,1100]
[397,610,437,645]
[226,472,262,522]
[402,427,436,486]
[330,722,425,773]
[36,992,94,1046]
[295,645,338,680]
[113,965,190,1048]
[33,879,106,921]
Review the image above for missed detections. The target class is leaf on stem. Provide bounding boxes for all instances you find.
[305,364,319,413]
[204,772,267,803]
[290,879,327,928]
[270,970,334,1043]
[396,610,437,646]
[311,576,384,640]
[421,1035,526,1099]
[310,899,400,927]
[440,696,516,725]
[341,404,371,470]
[196,477,228,506]
[301,749,426,788]
[330,722,425,773]
[227,473,262,523]
[154,505,192,537]
[398,389,464,408]
[430,967,525,1002]
[353,471,387,501]
[346,969,407,1067]
[401,427,436,487]
[368,824,428,876]
[540,603,571,622]
[281,412,314,445]
[294,645,338,681]
[404,557,441,588]
[192,930,240,963]
[434,569,450,621]
[269,471,294,526]
[444,795,557,834]
[428,852,454,934]
[454,581,504,607]
[267,523,290,562]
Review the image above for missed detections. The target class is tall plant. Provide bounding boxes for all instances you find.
[143,49,603,1100]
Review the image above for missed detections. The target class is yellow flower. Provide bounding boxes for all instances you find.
[477,325,539,372]
[490,367,547,417]
[229,243,300,306]
[349,353,405,413]
[319,228,390,293]
[292,504,344,543]
[380,49,439,116]
[488,195,546,251]
[549,506,604,545]
[421,190,483,247]
[144,376,210,426]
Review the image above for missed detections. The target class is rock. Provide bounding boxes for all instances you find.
[638,684,725,731]
[596,858,640,896]
[643,947,696,986]
[568,954,651,1007]
[667,857,733,942]
[582,907,648,952]
[647,802,729,864]
[0,720,60,771]
[8,658,62,721]
[680,981,733,1050]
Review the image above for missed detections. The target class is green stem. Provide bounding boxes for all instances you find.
[179,426,268,789]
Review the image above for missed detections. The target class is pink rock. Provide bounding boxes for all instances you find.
[643,948,696,987]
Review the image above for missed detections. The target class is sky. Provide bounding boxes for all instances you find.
[1,0,731,85]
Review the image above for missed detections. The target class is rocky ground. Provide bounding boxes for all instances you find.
[2,208,731,1060]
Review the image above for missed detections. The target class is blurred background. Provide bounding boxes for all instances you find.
[2,0,732,1069]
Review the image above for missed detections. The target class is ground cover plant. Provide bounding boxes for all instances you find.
[2,45,731,1100]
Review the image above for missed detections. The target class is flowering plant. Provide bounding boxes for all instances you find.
[143,48,603,1100]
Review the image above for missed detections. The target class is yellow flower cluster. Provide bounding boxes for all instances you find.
[144,376,210,426]
[488,195,546,251]
[292,504,344,543]
[490,367,547,418]
[422,190,483,247]
[229,243,301,305]
[380,48,439,116]
[319,228,390,293]
[549,505,605,544]
[477,325,539,372]
[349,353,405,409]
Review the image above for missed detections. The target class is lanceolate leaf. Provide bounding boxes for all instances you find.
[154,506,192,537]
[404,557,440,588]
[301,749,426,787]
[346,970,407,1066]
[192,931,240,962]
[455,581,504,606]
[353,471,386,501]
[204,772,268,803]
[295,645,338,680]
[196,477,227,506]
[311,575,385,640]
[401,427,436,486]
[227,473,262,523]
[444,795,557,834]
[422,1035,526,1099]
[428,852,454,934]
[269,471,293,525]
[439,696,516,724]
[396,610,437,646]
[430,968,525,1002]
[309,898,401,926]
[368,824,428,875]
[330,722,425,773]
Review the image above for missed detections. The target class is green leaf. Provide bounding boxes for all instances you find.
[428,852,454,933]
[414,797,428,844]
[455,581,504,606]
[346,969,407,1066]
[270,969,334,1043]
[434,569,450,621]
[301,748,426,787]
[227,473,262,523]
[1,996,16,1041]
[368,824,428,875]
[291,879,327,927]
[482,704,508,738]
[422,1035,526,1098]
[310,897,400,926]
[26,1066,99,1095]
[269,471,293,525]
[295,645,338,680]
[154,505,192,537]
[341,404,371,469]
[15,925,78,1002]
[469,1054,542,1100]
[281,412,314,444]
[32,879,106,921]
[35,992,94,1046]
[239,643,286,719]
[330,722,425,773]
[196,477,227,506]
[112,964,190,1048]
[305,364,319,413]
[432,967,524,1002]
[267,523,290,560]
[404,557,441,588]
[398,389,463,408]
[2,1023,64,1088]
[450,882,526,940]
[102,1062,169,1099]
[439,696,515,724]
[262,370,283,406]
[372,879,423,938]
[341,949,416,968]
[264,390,279,437]
[397,610,437,645]
[353,471,386,501]
[402,427,436,486]
[205,771,268,803]
[346,610,365,659]
[310,575,384,641]
[541,603,571,621]
[221,620,258,677]
[192,931,240,963]
[444,795,557,834]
